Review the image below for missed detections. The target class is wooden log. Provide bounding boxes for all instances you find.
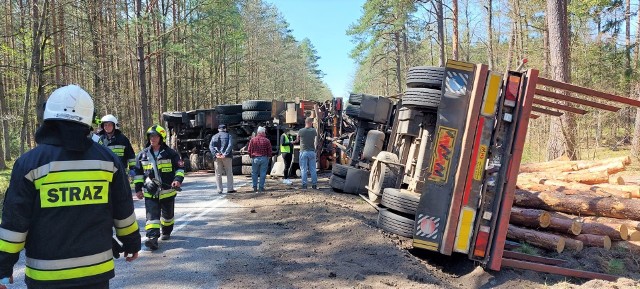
[514,189,640,221]
[581,216,640,231]
[593,184,640,198]
[609,173,626,185]
[580,221,628,241]
[575,234,611,249]
[517,178,622,197]
[546,212,582,235]
[628,230,640,241]
[573,156,631,170]
[519,171,610,185]
[520,162,577,173]
[507,224,565,253]
[563,237,584,251]
[580,217,629,240]
[510,207,551,228]
[581,161,626,175]
[612,240,640,254]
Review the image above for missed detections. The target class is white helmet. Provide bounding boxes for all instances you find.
[43,85,94,127]
[100,114,118,129]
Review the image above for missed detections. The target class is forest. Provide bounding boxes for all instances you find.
[1,0,640,169]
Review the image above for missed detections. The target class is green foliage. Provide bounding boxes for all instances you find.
[514,243,541,256]
[606,259,625,275]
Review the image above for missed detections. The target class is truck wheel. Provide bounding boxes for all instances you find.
[232,155,242,166]
[381,188,420,215]
[242,100,272,111]
[345,105,361,119]
[402,88,441,109]
[362,130,385,161]
[368,158,400,200]
[348,93,363,105]
[406,66,445,90]
[242,111,272,121]
[216,104,243,114]
[241,165,253,175]
[189,154,200,171]
[232,165,242,175]
[330,175,346,192]
[204,152,215,171]
[332,164,349,178]
[377,208,415,238]
[241,154,252,165]
[218,113,242,124]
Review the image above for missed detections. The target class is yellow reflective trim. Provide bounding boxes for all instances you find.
[26,259,114,281]
[481,73,502,116]
[143,192,154,198]
[145,223,161,230]
[0,239,24,253]
[175,171,185,177]
[161,219,174,226]
[412,239,438,251]
[115,222,139,236]
[133,179,144,184]
[39,181,109,208]
[142,164,152,170]
[33,171,113,189]
[453,207,476,253]
[159,190,177,199]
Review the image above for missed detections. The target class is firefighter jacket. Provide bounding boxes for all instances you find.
[133,143,185,199]
[0,121,141,289]
[96,129,136,170]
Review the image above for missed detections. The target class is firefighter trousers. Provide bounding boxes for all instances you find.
[144,196,175,238]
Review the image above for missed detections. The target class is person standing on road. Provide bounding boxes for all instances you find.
[133,125,185,251]
[0,85,140,289]
[294,117,318,189]
[280,129,294,185]
[209,124,235,194]
[96,114,136,172]
[247,126,272,192]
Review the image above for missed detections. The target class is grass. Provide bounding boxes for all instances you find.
[514,242,541,256]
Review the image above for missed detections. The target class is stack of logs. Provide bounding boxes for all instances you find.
[510,156,640,253]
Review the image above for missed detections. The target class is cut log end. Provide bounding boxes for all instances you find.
[539,212,551,228]
[557,237,566,253]
[570,221,582,236]
[629,230,640,242]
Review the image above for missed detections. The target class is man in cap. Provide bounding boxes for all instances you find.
[209,124,235,194]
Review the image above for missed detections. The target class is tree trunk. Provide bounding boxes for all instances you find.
[135,0,150,130]
[435,0,445,67]
[546,0,576,160]
[563,238,583,251]
[510,207,552,228]
[514,189,640,221]
[580,220,628,241]
[507,224,565,253]
[547,212,582,235]
[575,234,611,249]
[451,0,459,60]
[0,75,8,169]
[518,171,611,185]
[485,0,494,70]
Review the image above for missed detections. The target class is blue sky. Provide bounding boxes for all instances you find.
[264,0,367,98]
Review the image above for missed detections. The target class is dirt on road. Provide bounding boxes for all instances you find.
[199,171,640,289]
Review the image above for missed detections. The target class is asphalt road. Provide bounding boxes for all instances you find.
[7,173,247,289]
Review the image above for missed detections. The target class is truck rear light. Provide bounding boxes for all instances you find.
[504,75,520,107]
[473,225,491,258]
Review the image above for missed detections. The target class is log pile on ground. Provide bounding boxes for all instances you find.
[509,156,640,253]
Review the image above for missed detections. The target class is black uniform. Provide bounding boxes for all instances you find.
[96,129,136,170]
[0,121,141,289]
[133,143,185,239]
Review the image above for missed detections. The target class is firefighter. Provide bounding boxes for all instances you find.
[280,129,294,185]
[96,114,136,171]
[0,85,140,289]
[133,124,185,250]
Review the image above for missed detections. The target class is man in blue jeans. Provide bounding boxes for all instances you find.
[247,126,272,192]
[295,117,318,189]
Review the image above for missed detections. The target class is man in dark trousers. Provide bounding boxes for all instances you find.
[0,85,140,289]
[280,129,294,185]
[209,124,235,194]
[133,125,185,251]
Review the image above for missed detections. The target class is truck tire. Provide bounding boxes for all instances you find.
[406,66,445,89]
[218,113,242,124]
[189,153,200,171]
[232,165,242,175]
[242,100,272,111]
[241,165,253,175]
[232,155,242,166]
[377,208,415,238]
[362,130,385,161]
[330,175,346,192]
[216,104,243,114]
[345,105,361,119]
[381,188,420,215]
[368,158,400,201]
[242,111,272,122]
[402,88,441,109]
[348,93,363,105]
[241,154,252,165]
[332,164,350,178]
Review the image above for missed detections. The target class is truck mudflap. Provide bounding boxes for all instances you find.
[469,72,524,261]
[452,72,503,254]
[412,60,477,253]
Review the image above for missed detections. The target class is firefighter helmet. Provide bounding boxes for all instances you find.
[100,114,119,129]
[43,85,94,127]
[146,125,167,142]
